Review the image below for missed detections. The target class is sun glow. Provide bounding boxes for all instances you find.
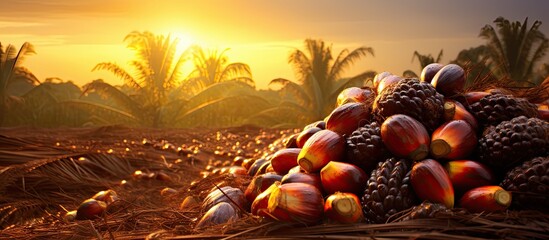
[167,31,196,56]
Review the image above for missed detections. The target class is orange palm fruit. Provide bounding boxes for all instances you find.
[298,130,345,173]
[242,158,256,170]
[179,195,200,210]
[304,120,326,130]
[270,148,301,175]
[76,199,107,220]
[431,64,465,97]
[464,91,490,105]
[251,182,279,217]
[420,63,444,83]
[296,127,322,148]
[287,165,306,174]
[372,71,392,93]
[430,120,477,160]
[411,159,454,208]
[281,172,323,193]
[160,187,178,197]
[228,166,248,176]
[267,182,324,224]
[326,103,371,136]
[445,160,495,194]
[381,114,430,161]
[443,100,478,131]
[92,189,118,205]
[324,192,364,223]
[459,186,511,213]
[377,75,402,94]
[247,158,269,176]
[320,161,367,195]
[245,173,283,203]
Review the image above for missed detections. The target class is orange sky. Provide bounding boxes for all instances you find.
[1,0,548,89]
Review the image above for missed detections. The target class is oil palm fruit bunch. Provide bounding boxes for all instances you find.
[401,202,449,221]
[361,157,416,223]
[467,93,539,127]
[501,156,549,209]
[346,121,388,172]
[477,116,549,171]
[373,78,445,132]
[381,114,430,161]
[459,186,511,213]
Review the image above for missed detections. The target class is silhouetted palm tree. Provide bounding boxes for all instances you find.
[83,31,189,127]
[412,50,443,69]
[0,42,38,126]
[480,17,548,86]
[258,39,375,127]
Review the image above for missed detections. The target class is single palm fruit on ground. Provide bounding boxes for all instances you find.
[296,127,322,148]
[324,192,364,223]
[445,160,495,195]
[267,182,324,224]
[271,148,301,175]
[245,173,283,203]
[298,130,345,173]
[430,64,465,97]
[361,157,416,223]
[326,102,371,136]
[92,189,119,205]
[281,172,323,193]
[228,166,248,176]
[160,187,178,197]
[477,116,549,171]
[321,161,368,195]
[63,210,77,222]
[346,122,388,172]
[430,120,477,160]
[373,78,445,132]
[468,93,539,127]
[501,156,549,209]
[196,202,240,229]
[401,202,449,221]
[76,198,107,220]
[420,63,444,83]
[459,186,511,213]
[381,114,430,161]
[373,71,392,92]
[443,99,478,131]
[411,159,454,208]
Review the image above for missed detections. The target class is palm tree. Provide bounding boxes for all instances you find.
[0,42,38,126]
[257,39,375,127]
[480,17,549,86]
[80,31,189,127]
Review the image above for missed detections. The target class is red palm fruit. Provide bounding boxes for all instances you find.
[287,165,306,174]
[232,156,246,166]
[281,172,323,192]
[337,87,373,106]
[251,182,279,217]
[242,158,256,170]
[411,159,454,208]
[377,75,402,94]
[304,120,326,130]
[245,173,283,203]
[63,210,77,222]
[296,127,322,148]
[443,100,478,131]
[420,63,444,83]
[76,199,107,220]
[464,91,490,105]
[381,114,430,161]
[320,161,367,195]
[247,158,269,176]
[298,130,345,173]
[459,186,511,213]
[267,182,324,224]
[92,189,118,205]
[196,202,240,229]
[445,160,495,194]
[271,148,301,175]
[373,71,392,93]
[324,192,364,223]
[431,64,465,97]
[430,120,477,160]
[538,109,549,121]
[283,133,299,148]
[228,166,248,176]
[326,103,371,136]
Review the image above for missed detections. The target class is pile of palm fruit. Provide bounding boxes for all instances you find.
[190,63,548,227]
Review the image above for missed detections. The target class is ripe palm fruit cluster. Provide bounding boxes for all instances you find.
[194,63,548,228]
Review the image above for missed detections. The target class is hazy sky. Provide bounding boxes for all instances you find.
[1,0,548,89]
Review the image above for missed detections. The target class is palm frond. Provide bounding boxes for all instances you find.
[81,80,143,117]
[61,99,139,125]
[268,78,311,107]
[329,47,374,81]
[92,62,141,88]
